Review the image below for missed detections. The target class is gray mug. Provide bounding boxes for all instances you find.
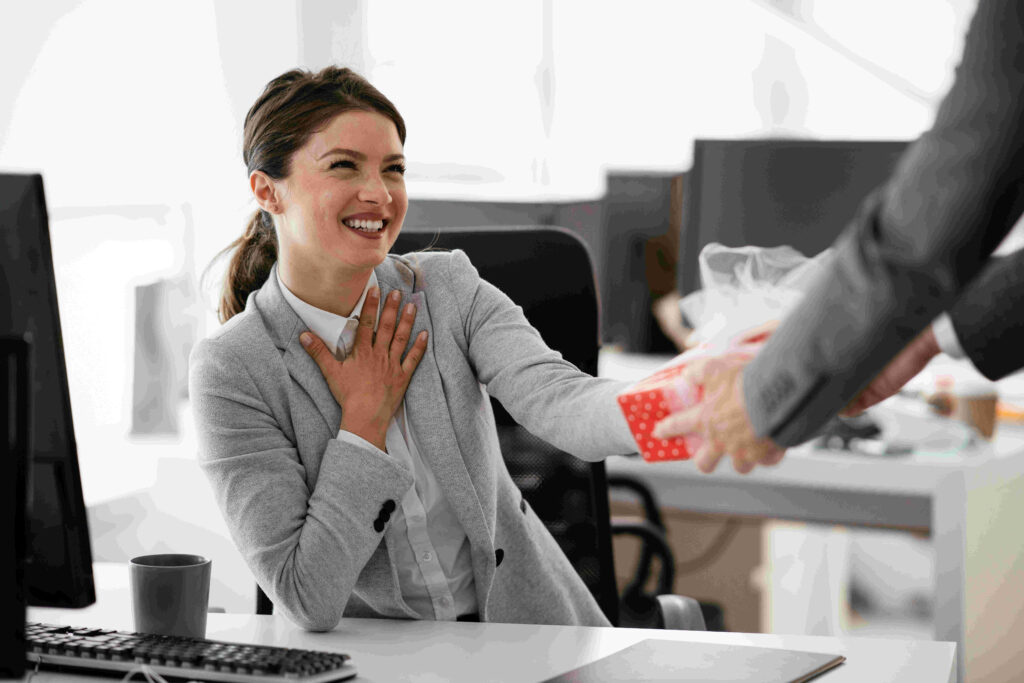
[130,554,211,638]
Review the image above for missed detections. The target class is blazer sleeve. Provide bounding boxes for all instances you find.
[188,336,414,631]
[948,250,1024,380]
[742,0,1024,447]
[443,249,637,460]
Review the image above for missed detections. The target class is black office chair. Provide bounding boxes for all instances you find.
[256,226,706,630]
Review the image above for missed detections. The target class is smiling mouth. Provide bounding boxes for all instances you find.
[343,218,387,233]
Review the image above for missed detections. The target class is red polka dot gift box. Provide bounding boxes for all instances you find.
[616,356,705,462]
[615,333,770,463]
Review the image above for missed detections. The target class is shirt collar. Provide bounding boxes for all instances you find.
[277,268,380,357]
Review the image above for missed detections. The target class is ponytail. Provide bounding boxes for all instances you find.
[216,209,278,323]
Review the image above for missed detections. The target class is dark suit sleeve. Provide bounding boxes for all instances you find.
[742,0,1024,447]
[947,250,1024,380]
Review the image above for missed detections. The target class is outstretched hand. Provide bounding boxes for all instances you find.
[840,324,940,417]
[650,317,783,474]
[652,351,785,473]
[300,287,428,451]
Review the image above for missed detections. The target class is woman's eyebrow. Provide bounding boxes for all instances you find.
[317,147,405,163]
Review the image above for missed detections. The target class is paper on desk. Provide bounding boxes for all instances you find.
[542,638,845,682]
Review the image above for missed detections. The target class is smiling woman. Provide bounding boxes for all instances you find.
[189,65,643,632]
[215,66,407,323]
[255,109,409,317]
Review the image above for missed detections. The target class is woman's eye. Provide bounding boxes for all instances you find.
[329,160,357,170]
[386,164,406,175]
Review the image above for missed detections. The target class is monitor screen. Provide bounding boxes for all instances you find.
[0,173,95,609]
[1,337,30,676]
[677,138,910,297]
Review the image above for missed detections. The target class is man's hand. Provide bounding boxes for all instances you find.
[300,287,428,451]
[651,351,785,474]
[841,325,940,417]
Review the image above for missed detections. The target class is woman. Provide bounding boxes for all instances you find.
[189,66,637,631]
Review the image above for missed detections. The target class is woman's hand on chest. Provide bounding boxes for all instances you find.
[300,287,428,451]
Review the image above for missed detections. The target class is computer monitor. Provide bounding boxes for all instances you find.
[0,174,95,675]
[1,336,30,677]
[677,138,910,298]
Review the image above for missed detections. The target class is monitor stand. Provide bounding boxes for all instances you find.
[1,337,31,678]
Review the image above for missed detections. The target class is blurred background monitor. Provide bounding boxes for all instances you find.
[677,138,910,298]
[0,172,95,674]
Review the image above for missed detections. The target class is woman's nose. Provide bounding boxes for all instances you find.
[357,173,391,204]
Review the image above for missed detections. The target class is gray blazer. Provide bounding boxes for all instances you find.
[743,0,1024,447]
[948,250,1024,381]
[188,249,636,630]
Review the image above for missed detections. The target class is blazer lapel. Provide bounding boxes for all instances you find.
[376,263,494,572]
[255,266,341,436]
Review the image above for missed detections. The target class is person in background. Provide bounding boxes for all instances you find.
[653,0,1024,473]
[189,66,640,631]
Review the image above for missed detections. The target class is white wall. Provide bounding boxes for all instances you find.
[2,0,306,613]
[352,0,975,199]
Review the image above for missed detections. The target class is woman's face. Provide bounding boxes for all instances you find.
[273,109,407,276]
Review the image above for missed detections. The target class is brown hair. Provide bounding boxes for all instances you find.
[213,66,407,323]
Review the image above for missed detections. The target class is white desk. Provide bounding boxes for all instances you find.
[601,351,1024,683]
[27,606,954,683]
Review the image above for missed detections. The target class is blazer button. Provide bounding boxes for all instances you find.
[373,518,385,533]
[383,499,396,514]
[495,548,504,567]
[519,499,527,514]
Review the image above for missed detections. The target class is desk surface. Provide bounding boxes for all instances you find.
[27,607,955,683]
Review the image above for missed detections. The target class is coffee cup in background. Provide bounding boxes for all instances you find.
[956,380,999,440]
[130,554,211,639]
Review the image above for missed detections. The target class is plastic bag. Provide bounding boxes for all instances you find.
[679,243,833,348]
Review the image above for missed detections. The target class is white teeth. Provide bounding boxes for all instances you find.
[344,218,385,232]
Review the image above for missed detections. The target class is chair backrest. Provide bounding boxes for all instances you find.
[391,225,621,625]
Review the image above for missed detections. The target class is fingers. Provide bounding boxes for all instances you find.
[693,440,726,473]
[732,454,755,474]
[346,287,427,379]
[681,355,712,385]
[839,401,866,418]
[651,406,699,440]
[354,287,381,349]
[299,331,331,368]
[376,289,401,349]
[390,301,417,361]
[401,330,429,375]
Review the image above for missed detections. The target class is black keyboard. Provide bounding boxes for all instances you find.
[25,623,357,683]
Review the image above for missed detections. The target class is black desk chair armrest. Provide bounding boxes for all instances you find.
[655,595,708,631]
[611,520,707,631]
